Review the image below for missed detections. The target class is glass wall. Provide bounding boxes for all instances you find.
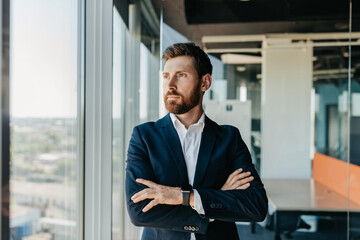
[3,0,352,239]
[159,0,355,239]
[112,6,126,240]
[349,0,360,237]
[112,1,160,239]
[7,0,83,239]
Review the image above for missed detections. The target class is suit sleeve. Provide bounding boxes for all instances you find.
[125,126,209,234]
[196,127,268,222]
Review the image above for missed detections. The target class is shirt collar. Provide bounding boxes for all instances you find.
[170,112,205,130]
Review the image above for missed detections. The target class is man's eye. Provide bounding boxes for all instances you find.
[178,73,186,77]
[163,75,169,80]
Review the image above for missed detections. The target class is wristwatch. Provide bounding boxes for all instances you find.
[181,185,193,206]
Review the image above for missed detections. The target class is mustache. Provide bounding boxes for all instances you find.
[165,91,182,97]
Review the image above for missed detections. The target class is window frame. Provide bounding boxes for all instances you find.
[84,0,114,239]
[0,0,10,238]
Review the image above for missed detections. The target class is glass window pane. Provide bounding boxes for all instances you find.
[112,2,161,239]
[9,0,81,239]
[112,6,126,240]
[140,43,149,122]
[349,12,360,237]
[160,1,352,239]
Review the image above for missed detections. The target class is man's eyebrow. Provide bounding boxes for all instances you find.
[162,70,188,74]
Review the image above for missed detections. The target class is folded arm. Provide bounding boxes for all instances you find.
[125,127,209,234]
[126,126,267,231]
[196,128,268,222]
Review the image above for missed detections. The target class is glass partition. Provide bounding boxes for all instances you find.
[8,0,83,239]
[160,0,352,239]
[112,6,126,240]
[348,0,360,238]
[112,1,160,239]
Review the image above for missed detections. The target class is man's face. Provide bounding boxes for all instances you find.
[162,56,202,114]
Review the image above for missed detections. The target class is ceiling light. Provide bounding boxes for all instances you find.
[221,54,262,64]
[236,66,247,72]
[334,23,348,30]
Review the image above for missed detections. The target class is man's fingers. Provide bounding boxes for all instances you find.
[136,178,157,188]
[142,199,158,212]
[235,172,252,180]
[132,179,160,203]
[230,172,252,185]
[225,168,243,183]
[240,176,254,185]
[131,189,153,203]
[236,183,250,190]
[228,175,253,189]
[233,176,253,188]
[229,168,243,178]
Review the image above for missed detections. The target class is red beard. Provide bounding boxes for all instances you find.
[164,81,202,114]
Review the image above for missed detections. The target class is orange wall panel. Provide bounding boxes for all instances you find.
[313,153,360,205]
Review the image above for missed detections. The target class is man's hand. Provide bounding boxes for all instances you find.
[131,179,182,212]
[221,168,254,190]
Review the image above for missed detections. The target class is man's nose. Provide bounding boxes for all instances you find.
[167,75,177,90]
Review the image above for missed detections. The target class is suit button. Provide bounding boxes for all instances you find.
[195,227,199,231]
[191,226,196,231]
[210,203,215,208]
[217,204,222,208]
[184,226,189,230]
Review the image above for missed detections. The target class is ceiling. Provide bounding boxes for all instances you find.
[151,0,360,84]
[152,0,356,42]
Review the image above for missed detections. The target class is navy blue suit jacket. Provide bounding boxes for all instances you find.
[126,114,268,240]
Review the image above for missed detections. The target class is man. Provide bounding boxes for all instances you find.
[126,43,268,240]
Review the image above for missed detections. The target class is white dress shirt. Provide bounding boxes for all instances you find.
[170,113,206,240]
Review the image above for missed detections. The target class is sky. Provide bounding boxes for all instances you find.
[8,0,225,119]
[10,0,78,118]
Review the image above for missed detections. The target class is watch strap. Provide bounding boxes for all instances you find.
[181,185,192,206]
[181,189,191,206]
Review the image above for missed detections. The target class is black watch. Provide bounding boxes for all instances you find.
[181,185,193,206]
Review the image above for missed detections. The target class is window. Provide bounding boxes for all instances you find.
[8,0,83,239]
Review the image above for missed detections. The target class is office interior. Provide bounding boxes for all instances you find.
[0,0,359,239]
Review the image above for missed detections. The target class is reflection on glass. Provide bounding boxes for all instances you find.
[140,43,149,122]
[311,45,352,239]
[112,6,126,240]
[161,9,353,239]
[112,1,161,239]
[349,46,360,166]
[9,0,80,239]
[349,45,360,239]
[313,46,350,161]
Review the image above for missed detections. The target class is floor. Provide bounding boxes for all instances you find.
[236,218,355,240]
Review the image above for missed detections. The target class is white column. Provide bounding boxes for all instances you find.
[124,3,142,240]
[261,39,313,179]
[84,0,113,239]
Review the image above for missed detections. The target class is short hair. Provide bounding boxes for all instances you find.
[162,42,213,79]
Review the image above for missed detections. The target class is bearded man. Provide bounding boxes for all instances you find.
[125,42,268,240]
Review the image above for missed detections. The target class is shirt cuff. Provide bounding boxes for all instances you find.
[193,189,215,222]
[192,189,205,215]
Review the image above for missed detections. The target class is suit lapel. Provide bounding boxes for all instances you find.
[193,116,217,188]
[159,114,189,186]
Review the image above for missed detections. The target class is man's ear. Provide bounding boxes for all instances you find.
[201,74,212,93]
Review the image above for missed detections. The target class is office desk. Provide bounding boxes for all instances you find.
[262,179,360,240]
